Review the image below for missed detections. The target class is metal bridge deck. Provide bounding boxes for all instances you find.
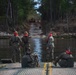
[0,62,76,75]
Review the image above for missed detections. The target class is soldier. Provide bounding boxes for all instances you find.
[22,49,40,68]
[46,33,55,60]
[53,49,74,67]
[22,31,29,54]
[9,31,22,63]
[22,48,33,68]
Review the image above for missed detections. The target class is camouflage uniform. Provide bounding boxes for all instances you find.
[21,49,33,68]
[54,50,74,67]
[22,52,40,68]
[9,35,22,62]
[47,35,55,60]
[22,31,29,54]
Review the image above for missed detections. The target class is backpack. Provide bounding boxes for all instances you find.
[22,36,28,44]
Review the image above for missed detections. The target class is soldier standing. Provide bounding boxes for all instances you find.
[46,33,55,60]
[9,31,22,62]
[22,31,29,54]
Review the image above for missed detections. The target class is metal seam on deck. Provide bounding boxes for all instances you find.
[49,63,52,75]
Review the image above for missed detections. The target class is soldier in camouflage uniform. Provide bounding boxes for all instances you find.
[46,33,55,60]
[22,31,29,54]
[53,49,74,67]
[9,31,22,62]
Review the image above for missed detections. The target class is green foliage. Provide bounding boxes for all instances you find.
[0,0,35,20]
[0,0,8,16]
[39,0,75,21]
[59,0,71,13]
[0,0,36,31]
[18,9,24,18]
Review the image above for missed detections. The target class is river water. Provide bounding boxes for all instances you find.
[29,24,42,62]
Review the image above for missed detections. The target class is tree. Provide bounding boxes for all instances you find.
[0,0,36,32]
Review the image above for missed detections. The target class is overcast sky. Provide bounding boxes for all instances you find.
[34,0,38,2]
[34,0,41,8]
[34,0,41,15]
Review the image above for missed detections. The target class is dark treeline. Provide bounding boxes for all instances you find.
[38,0,76,33]
[0,0,38,32]
[0,0,76,33]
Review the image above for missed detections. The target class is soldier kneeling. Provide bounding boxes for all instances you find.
[22,48,39,68]
[53,49,74,68]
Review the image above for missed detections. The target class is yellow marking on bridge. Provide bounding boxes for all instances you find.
[42,63,53,75]
[42,63,47,75]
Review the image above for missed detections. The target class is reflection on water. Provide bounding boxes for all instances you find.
[33,38,42,62]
